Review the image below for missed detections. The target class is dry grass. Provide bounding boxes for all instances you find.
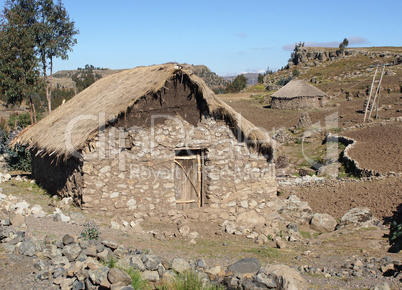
[14,64,274,161]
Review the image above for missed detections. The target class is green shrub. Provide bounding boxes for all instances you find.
[387,204,402,252]
[276,76,292,86]
[7,112,33,129]
[389,221,402,252]
[171,271,224,290]
[5,143,31,171]
[125,268,152,290]
[80,222,101,240]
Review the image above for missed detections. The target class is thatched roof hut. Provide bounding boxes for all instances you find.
[271,79,329,110]
[16,64,273,159]
[13,64,277,215]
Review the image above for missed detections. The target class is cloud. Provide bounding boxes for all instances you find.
[250,47,272,50]
[235,32,247,38]
[282,37,370,51]
[348,36,370,45]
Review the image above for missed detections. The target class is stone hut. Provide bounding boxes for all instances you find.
[15,64,277,219]
[271,79,329,110]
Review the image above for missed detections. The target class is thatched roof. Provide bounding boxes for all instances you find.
[272,79,327,99]
[15,64,273,160]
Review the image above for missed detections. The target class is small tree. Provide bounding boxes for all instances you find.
[36,0,78,113]
[257,73,264,84]
[226,74,247,93]
[338,38,349,54]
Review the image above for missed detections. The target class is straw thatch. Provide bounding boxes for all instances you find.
[15,64,273,160]
[272,79,327,99]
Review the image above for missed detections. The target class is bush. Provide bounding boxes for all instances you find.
[387,204,402,253]
[125,268,152,290]
[4,143,31,171]
[8,112,33,129]
[80,222,101,240]
[171,271,224,290]
[276,76,292,86]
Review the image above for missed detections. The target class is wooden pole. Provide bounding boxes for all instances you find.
[363,68,377,123]
[368,66,385,121]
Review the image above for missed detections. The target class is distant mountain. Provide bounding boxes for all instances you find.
[222,73,260,86]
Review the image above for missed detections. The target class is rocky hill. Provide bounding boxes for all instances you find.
[52,64,227,92]
[264,47,402,99]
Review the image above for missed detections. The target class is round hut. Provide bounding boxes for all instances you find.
[271,79,329,110]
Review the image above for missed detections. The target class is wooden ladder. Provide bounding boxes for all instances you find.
[363,65,385,122]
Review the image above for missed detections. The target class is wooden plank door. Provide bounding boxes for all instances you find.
[174,152,201,210]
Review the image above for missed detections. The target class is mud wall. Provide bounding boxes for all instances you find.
[271,96,329,110]
[31,150,83,204]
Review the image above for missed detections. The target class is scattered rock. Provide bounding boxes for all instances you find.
[310,213,337,232]
[171,257,190,274]
[261,264,308,290]
[18,240,36,256]
[336,207,377,230]
[107,268,132,285]
[227,258,261,276]
[9,211,25,227]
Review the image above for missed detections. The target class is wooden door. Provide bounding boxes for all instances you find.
[174,151,202,210]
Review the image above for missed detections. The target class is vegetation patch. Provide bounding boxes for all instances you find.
[245,246,281,259]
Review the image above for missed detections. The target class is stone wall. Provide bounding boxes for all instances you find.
[31,150,83,204]
[271,96,329,110]
[80,116,277,221]
[325,134,379,178]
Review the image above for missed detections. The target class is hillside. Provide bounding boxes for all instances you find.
[265,46,402,98]
[52,64,227,92]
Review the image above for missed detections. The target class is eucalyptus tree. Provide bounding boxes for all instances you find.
[36,0,78,113]
[0,0,43,123]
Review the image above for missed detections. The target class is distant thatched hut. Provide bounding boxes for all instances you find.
[271,79,329,110]
[15,64,276,218]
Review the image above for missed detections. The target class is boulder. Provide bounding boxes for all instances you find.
[227,258,261,276]
[62,234,75,245]
[142,255,162,271]
[261,264,308,290]
[171,257,190,274]
[107,268,132,285]
[141,270,159,282]
[62,243,82,262]
[279,195,313,224]
[9,211,25,227]
[310,213,337,232]
[31,205,46,218]
[18,240,36,256]
[336,207,377,230]
[236,211,265,230]
[89,266,109,285]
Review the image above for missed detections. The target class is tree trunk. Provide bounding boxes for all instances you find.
[48,57,53,113]
[29,96,34,125]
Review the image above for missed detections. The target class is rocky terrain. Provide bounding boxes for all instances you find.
[1,46,402,289]
[0,168,401,289]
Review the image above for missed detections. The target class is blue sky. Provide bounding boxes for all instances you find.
[1,0,401,75]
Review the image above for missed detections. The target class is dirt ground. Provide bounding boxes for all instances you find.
[343,123,402,174]
[1,90,402,289]
[220,91,402,223]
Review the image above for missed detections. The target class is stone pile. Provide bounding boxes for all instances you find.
[298,256,401,284]
[0,221,310,289]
